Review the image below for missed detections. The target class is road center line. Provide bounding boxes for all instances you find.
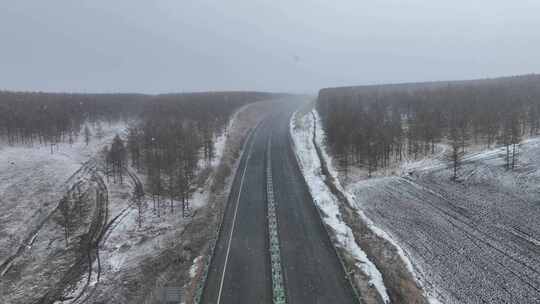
[266,134,287,304]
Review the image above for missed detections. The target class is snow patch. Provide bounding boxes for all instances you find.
[190,256,203,279]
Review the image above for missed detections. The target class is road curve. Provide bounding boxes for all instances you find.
[201,97,358,304]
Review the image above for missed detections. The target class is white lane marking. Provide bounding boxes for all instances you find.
[216,129,257,304]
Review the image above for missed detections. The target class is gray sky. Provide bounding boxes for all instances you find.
[1,0,539,94]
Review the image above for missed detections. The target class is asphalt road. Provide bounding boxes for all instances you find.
[201,97,357,304]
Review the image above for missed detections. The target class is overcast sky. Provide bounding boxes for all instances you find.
[1,0,539,94]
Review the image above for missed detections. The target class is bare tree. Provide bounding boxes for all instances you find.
[134,186,145,228]
[58,196,71,248]
[84,125,92,146]
[510,110,522,169]
[95,122,105,140]
[447,111,464,181]
[108,135,127,183]
[127,126,141,170]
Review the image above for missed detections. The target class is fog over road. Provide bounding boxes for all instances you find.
[201,97,357,304]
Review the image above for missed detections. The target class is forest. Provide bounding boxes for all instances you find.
[0,90,277,215]
[0,91,148,145]
[317,74,540,178]
[0,91,275,145]
[124,92,279,216]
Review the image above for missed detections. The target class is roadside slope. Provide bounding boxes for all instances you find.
[290,104,428,304]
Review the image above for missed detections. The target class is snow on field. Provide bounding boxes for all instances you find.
[99,182,211,275]
[343,141,448,184]
[0,122,127,304]
[0,122,126,264]
[290,109,390,303]
[341,134,540,302]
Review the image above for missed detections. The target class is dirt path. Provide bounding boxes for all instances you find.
[51,167,145,304]
[0,161,98,279]
[34,160,109,304]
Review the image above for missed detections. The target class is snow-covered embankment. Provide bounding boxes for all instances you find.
[290,106,430,304]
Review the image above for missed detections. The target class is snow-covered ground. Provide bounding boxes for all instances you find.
[0,122,126,263]
[349,138,540,304]
[61,167,200,304]
[0,122,127,304]
[297,106,540,303]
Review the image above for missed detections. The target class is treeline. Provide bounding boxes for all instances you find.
[0,91,278,146]
[0,91,147,145]
[317,74,540,177]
